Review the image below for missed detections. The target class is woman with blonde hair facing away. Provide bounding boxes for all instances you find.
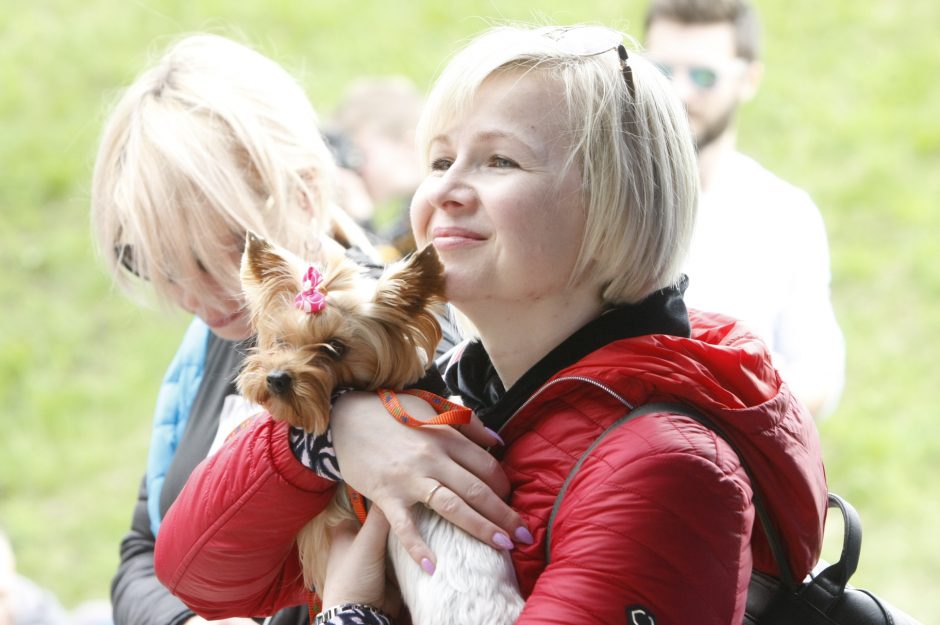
[91,33,476,625]
[154,24,827,624]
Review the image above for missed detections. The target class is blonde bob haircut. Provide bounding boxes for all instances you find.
[91,33,371,309]
[416,24,698,304]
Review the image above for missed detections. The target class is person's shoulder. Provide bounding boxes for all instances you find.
[588,408,745,480]
[731,152,814,201]
[723,151,823,227]
[11,574,72,625]
[563,410,752,522]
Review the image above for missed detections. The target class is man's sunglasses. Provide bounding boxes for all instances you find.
[653,60,746,91]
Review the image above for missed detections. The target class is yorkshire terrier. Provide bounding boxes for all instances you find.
[237,233,523,624]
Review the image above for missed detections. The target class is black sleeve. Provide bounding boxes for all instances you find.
[110,476,195,625]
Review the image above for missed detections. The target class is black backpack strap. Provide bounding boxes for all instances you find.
[545,401,800,591]
[817,494,862,589]
[544,403,667,563]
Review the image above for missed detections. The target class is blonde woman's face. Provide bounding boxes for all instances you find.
[166,250,251,341]
[410,71,590,311]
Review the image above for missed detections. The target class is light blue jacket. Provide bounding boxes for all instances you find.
[145,318,209,536]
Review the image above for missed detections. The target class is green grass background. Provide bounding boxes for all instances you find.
[1,0,937,621]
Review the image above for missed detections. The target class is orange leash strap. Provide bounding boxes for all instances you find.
[346,484,368,525]
[377,388,472,427]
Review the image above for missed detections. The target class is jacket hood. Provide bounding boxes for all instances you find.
[554,309,828,580]
[568,309,782,412]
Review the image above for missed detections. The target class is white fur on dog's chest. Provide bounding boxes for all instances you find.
[388,506,524,624]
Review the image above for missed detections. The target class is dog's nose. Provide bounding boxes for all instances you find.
[266,370,293,395]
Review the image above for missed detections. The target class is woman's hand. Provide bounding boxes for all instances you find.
[330,392,532,569]
[321,509,399,614]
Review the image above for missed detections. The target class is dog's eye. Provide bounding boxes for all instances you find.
[324,338,346,360]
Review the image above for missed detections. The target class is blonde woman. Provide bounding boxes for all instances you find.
[91,34,476,625]
[154,25,827,624]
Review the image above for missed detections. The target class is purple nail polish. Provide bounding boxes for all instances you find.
[484,427,505,446]
[421,558,436,575]
[514,526,535,545]
[493,532,514,550]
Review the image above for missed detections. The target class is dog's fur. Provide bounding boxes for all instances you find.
[237,233,523,624]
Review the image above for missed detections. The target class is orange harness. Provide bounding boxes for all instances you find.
[307,389,472,621]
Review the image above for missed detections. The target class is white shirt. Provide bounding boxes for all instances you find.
[682,151,845,416]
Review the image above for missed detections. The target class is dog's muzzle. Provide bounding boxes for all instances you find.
[266,370,293,395]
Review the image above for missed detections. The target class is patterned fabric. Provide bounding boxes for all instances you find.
[287,389,352,481]
[289,425,341,481]
[314,603,393,625]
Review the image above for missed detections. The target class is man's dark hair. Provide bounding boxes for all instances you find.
[643,0,762,61]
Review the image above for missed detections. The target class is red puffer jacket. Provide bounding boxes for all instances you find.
[155,309,827,624]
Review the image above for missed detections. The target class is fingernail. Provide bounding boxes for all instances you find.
[514,526,534,545]
[421,558,436,575]
[484,427,505,446]
[493,532,514,551]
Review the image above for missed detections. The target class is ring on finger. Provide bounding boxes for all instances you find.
[424,482,444,508]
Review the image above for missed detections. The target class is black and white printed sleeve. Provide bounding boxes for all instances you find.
[287,389,350,481]
[314,603,393,625]
[289,424,342,481]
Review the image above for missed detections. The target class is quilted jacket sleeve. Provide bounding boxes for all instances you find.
[154,415,337,619]
[518,426,755,625]
[111,476,195,625]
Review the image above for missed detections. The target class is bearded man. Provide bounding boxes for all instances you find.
[645,0,845,418]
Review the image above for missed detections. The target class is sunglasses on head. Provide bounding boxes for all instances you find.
[540,26,636,99]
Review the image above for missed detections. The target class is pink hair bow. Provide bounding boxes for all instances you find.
[294,266,327,314]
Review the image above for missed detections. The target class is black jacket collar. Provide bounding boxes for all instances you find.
[442,277,691,432]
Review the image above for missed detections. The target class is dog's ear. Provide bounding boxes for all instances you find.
[372,244,445,316]
[367,245,445,373]
[240,232,299,312]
